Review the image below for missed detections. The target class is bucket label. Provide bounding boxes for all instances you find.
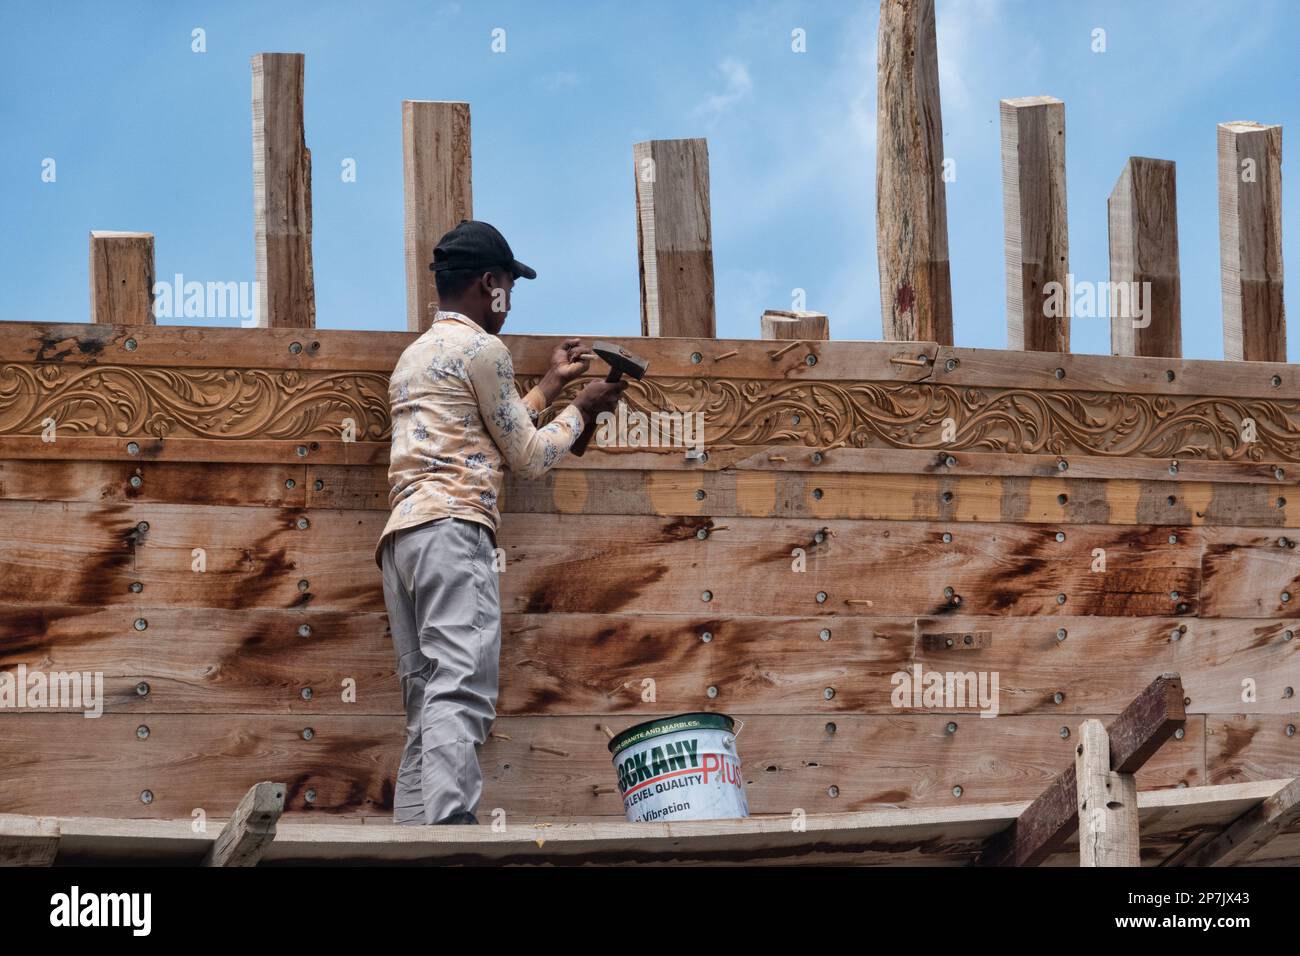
[614,732,748,823]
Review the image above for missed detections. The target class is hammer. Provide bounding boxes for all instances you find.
[570,341,649,457]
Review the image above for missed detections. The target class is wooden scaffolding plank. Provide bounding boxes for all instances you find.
[203,781,285,866]
[1108,158,1180,358]
[89,231,155,326]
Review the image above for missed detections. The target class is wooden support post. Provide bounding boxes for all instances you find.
[976,673,1184,867]
[1001,95,1069,353]
[403,101,473,333]
[633,138,715,338]
[1108,158,1181,358]
[760,310,829,340]
[876,0,952,344]
[89,231,155,325]
[1074,719,1140,866]
[1173,777,1300,867]
[202,781,284,867]
[252,52,315,329]
[1218,121,1284,362]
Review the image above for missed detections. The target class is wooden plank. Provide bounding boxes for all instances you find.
[0,713,1202,820]
[1001,95,1069,352]
[760,310,829,341]
[876,0,952,344]
[0,815,60,866]
[1218,121,1284,363]
[252,52,315,329]
[1171,777,1300,866]
[203,781,284,866]
[89,232,155,326]
[6,321,1300,400]
[977,674,1185,866]
[1108,158,1180,358]
[402,101,472,333]
[1075,718,1140,866]
[0,460,306,507]
[1207,715,1300,785]
[633,138,715,337]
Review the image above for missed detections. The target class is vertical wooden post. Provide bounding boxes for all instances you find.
[760,310,829,340]
[1218,121,1284,362]
[633,138,715,338]
[252,52,315,329]
[1001,95,1069,352]
[89,231,155,325]
[1108,158,1181,357]
[1075,719,1140,867]
[876,0,952,344]
[403,101,473,333]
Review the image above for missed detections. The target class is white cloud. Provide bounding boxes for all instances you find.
[693,58,753,119]
[539,71,580,93]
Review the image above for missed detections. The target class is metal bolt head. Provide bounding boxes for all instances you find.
[1053,367,1065,380]
[1276,468,1286,480]
[701,590,713,602]
[314,479,324,491]
[706,685,718,699]
[1057,459,1068,472]
[819,628,831,641]
[1286,630,1295,642]
[1169,534,1178,544]
[136,521,150,532]
[942,532,953,543]
[289,341,303,354]
[825,722,836,735]
[823,687,835,700]
[944,455,956,468]
[296,445,308,457]
[133,618,147,631]
[944,358,957,372]
[943,586,954,599]
[827,785,839,797]
[952,785,963,798]
[945,721,957,734]
[695,527,708,540]
[140,790,153,804]
[305,789,317,803]
[814,530,826,544]
[700,631,712,643]
[1055,531,1065,542]
[811,451,823,465]
[300,687,313,700]
[815,591,827,604]
[302,727,314,740]
[1053,692,1064,704]
[285,478,296,489]
[1287,724,1296,737]
[129,581,144,593]
[296,517,310,530]
[124,338,138,351]
[1170,629,1181,642]
[1059,726,1070,739]
[1058,494,1068,505]
[690,352,702,364]
[136,725,149,739]
[1167,495,1177,506]
[1272,375,1283,387]
[1056,593,1067,605]
[1285,687,1294,699]
[1056,628,1067,642]
[135,681,150,697]
[694,489,706,500]
[1279,537,1291,549]
[1284,592,1293,604]
[1170,591,1181,601]
[1164,369,1175,382]
[126,441,140,455]
[298,579,310,592]
[1174,728,1186,740]
[792,413,801,425]
[129,475,143,489]
[1169,462,1179,475]
[945,637,954,648]
[804,354,817,366]
[812,488,823,500]
[297,623,312,638]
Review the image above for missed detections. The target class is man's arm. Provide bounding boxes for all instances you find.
[470,340,585,480]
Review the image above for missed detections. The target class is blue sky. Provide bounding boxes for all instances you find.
[1,0,1295,359]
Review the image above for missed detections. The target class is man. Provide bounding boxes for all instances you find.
[376,220,626,825]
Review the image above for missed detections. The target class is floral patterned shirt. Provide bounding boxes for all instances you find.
[376,311,585,566]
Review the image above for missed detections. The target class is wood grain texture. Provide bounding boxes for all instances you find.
[634,139,715,338]
[1218,121,1284,363]
[89,232,155,326]
[252,52,315,329]
[402,101,472,333]
[876,0,952,344]
[1001,96,1069,352]
[1108,158,1181,358]
[760,310,829,341]
[1075,719,1140,866]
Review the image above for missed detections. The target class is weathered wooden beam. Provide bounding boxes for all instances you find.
[876,0,952,344]
[252,52,315,329]
[976,673,1185,866]
[633,138,715,338]
[1218,121,1284,362]
[1173,776,1300,867]
[760,309,829,340]
[1075,719,1140,866]
[1001,95,1069,353]
[89,232,155,325]
[202,781,285,867]
[1108,158,1180,358]
[0,814,60,866]
[403,101,472,333]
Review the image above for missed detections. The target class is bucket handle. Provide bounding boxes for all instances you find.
[731,716,745,737]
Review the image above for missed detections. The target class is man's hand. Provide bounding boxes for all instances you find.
[538,338,590,404]
[572,378,628,425]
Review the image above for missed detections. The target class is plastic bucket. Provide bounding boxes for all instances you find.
[608,712,749,823]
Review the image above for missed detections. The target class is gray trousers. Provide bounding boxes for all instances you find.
[380,517,501,825]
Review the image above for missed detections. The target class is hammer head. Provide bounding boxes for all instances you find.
[592,341,649,380]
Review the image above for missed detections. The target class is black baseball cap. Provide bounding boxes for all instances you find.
[429,220,537,280]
